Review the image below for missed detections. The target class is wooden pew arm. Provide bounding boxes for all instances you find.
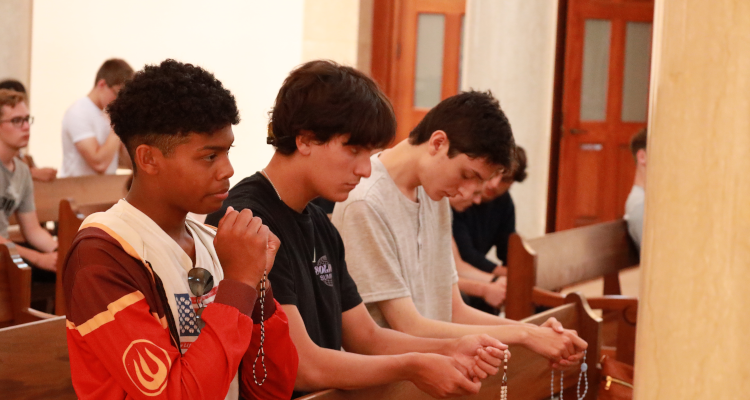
[532,287,637,311]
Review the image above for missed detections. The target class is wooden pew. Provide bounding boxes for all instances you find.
[55,199,116,316]
[8,173,129,226]
[0,316,76,399]
[297,292,602,400]
[505,219,639,364]
[0,243,55,328]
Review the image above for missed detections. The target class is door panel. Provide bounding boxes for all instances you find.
[555,0,653,231]
[372,0,466,143]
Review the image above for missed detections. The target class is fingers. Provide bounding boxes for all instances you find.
[473,349,500,378]
[217,206,238,231]
[570,333,588,351]
[477,347,503,368]
[478,334,508,351]
[548,317,565,333]
[455,374,482,396]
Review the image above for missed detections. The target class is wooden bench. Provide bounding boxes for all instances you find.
[0,316,76,399]
[505,219,639,364]
[8,173,129,226]
[0,243,55,328]
[297,292,602,400]
[55,199,117,316]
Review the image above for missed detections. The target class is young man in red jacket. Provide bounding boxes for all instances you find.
[64,59,297,400]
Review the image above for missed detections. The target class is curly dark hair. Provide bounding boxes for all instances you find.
[509,145,528,183]
[108,59,240,169]
[408,90,515,170]
[268,60,395,154]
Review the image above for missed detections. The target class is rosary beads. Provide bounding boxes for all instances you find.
[500,349,509,400]
[253,272,268,386]
[549,350,588,400]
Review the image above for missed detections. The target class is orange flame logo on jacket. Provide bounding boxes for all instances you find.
[122,339,171,396]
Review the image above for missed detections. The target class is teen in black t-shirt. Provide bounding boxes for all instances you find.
[207,172,360,352]
[207,60,508,398]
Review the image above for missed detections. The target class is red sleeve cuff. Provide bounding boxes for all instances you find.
[251,283,277,323]
[215,279,258,317]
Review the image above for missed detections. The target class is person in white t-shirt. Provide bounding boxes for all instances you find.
[624,128,647,250]
[60,58,133,177]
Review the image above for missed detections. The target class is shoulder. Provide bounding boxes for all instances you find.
[13,158,32,180]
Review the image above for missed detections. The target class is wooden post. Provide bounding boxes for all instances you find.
[634,0,750,398]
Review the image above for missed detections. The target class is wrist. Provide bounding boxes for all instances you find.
[400,353,421,381]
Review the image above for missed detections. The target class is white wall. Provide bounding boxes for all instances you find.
[463,0,559,238]
[0,0,32,87]
[29,0,305,186]
[302,0,361,67]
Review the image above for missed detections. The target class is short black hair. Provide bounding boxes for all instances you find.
[408,90,515,170]
[107,59,240,170]
[0,79,26,94]
[268,60,395,155]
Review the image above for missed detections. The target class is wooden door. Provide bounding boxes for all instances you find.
[555,0,654,231]
[372,0,466,143]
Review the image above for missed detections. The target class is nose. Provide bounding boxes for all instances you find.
[354,154,372,178]
[217,156,234,181]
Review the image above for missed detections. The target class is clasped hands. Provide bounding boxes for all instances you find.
[444,334,510,383]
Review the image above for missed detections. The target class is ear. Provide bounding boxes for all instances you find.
[636,149,647,166]
[133,144,162,175]
[427,130,448,156]
[95,78,108,89]
[296,129,315,156]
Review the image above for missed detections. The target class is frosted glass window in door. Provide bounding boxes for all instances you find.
[414,13,445,108]
[621,22,652,122]
[580,19,611,121]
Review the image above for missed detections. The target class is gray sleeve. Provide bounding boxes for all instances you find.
[333,200,411,304]
[16,164,35,214]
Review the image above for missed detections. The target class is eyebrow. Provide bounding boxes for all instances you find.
[198,144,233,152]
[472,169,491,181]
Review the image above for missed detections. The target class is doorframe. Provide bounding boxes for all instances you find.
[545,0,569,233]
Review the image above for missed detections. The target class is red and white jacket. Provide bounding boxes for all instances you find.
[64,200,298,399]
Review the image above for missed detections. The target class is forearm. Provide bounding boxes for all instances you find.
[22,225,57,252]
[296,347,418,392]
[82,134,120,172]
[455,253,495,280]
[13,243,44,265]
[457,278,490,298]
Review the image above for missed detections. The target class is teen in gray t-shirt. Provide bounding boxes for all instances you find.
[0,157,34,238]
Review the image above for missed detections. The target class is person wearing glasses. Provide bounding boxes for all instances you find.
[0,89,58,273]
[63,60,297,400]
[60,58,133,177]
[207,61,509,399]
[0,79,58,182]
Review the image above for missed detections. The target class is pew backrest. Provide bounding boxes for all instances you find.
[8,174,129,225]
[55,199,116,316]
[297,293,602,400]
[0,316,76,399]
[0,243,54,328]
[506,220,639,319]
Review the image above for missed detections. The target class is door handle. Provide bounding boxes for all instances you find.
[569,128,587,134]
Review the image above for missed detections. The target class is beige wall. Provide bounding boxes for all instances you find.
[28,0,305,185]
[463,0,559,238]
[0,0,32,89]
[634,0,750,398]
[302,0,364,69]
